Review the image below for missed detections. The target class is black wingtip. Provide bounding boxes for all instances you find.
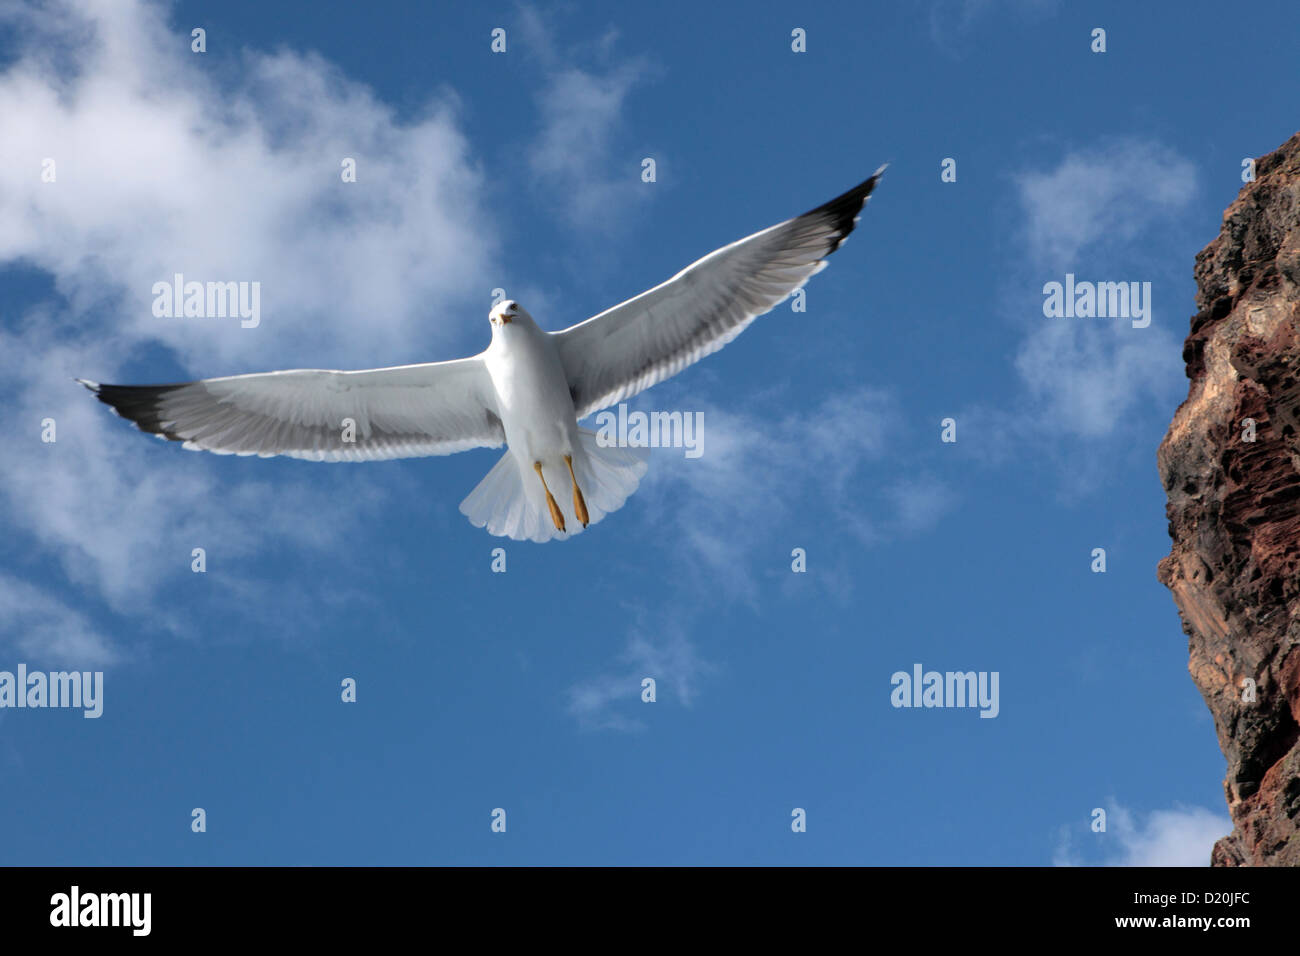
[807,166,886,255]
[83,381,188,441]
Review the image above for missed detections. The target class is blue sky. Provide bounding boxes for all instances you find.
[0,0,1293,865]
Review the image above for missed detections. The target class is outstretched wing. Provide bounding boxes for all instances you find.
[80,357,504,461]
[555,167,885,420]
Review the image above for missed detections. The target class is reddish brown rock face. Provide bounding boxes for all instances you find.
[1158,131,1300,866]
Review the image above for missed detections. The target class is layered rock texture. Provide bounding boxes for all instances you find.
[1158,131,1300,866]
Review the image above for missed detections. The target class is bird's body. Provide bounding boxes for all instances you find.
[483,306,576,469]
[82,168,885,542]
[471,303,632,540]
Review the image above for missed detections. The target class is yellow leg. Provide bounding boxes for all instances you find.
[534,461,566,532]
[565,454,589,528]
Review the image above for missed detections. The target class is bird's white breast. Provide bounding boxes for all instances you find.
[484,323,578,462]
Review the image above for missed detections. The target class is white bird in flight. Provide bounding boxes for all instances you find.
[82,168,885,543]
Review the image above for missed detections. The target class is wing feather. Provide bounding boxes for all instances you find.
[79,356,504,461]
[555,168,885,419]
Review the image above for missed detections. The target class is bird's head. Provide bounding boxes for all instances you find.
[489,299,529,330]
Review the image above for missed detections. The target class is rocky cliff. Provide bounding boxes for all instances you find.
[1158,131,1300,866]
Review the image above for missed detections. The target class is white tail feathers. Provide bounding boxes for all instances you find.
[458,429,649,543]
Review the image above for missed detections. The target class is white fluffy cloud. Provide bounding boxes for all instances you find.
[1109,805,1232,867]
[0,0,496,371]
[1054,801,1231,866]
[0,0,498,664]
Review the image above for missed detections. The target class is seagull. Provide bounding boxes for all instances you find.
[81,167,885,543]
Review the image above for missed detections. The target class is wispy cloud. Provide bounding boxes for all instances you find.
[517,6,655,230]
[958,138,1197,451]
[1015,140,1198,271]
[566,615,713,732]
[928,0,1060,54]
[0,572,116,668]
[885,474,959,535]
[1011,311,1185,441]
[570,385,958,730]
[639,386,957,595]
